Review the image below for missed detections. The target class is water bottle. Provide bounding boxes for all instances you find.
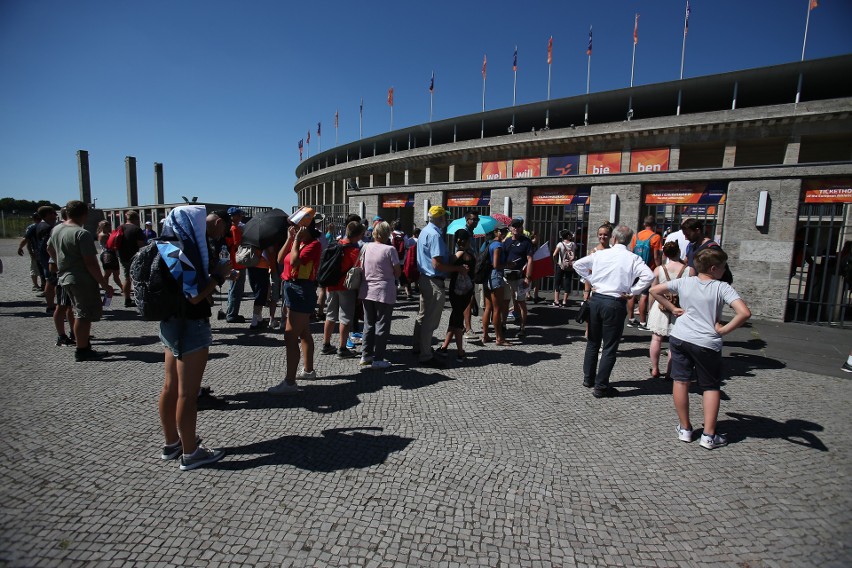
[219,245,230,265]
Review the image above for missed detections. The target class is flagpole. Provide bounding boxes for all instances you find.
[481,55,487,138]
[546,38,552,129]
[677,2,689,116]
[629,16,637,118]
[512,46,517,133]
[335,112,339,146]
[584,52,591,126]
[801,0,813,62]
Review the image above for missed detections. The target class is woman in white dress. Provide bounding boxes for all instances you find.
[648,241,694,379]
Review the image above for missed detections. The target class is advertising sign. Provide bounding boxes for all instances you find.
[512,158,541,178]
[531,186,591,206]
[630,148,670,172]
[547,154,581,177]
[446,190,491,207]
[481,161,507,180]
[803,179,852,203]
[644,183,727,205]
[586,151,622,175]
[382,193,414,208]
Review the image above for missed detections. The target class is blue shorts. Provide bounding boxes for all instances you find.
[669,336,723,391]
[489,270,506,291]
[159,318,212,359]
[284,280,318,314]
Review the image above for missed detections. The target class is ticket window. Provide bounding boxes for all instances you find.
[379,194,415,235]
[642,183,728,249]
[788,180,852,325]
[528,187,591,292]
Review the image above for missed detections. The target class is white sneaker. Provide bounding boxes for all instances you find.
[371,359,391,369]
[676,424,694,443]
[700,433,728,450]
[464,329,478,340]
[296,369,317,380]
[360,356,374,366]
[267,381,302,395]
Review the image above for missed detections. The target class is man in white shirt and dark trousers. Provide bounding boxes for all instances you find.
[573,225,655,398]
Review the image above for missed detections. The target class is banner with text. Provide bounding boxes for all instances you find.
[803,179,852,203]
[547,154,581,177]
[512,158,541,178]
[481,161,507,180]
[531,186,591,206]
[382,193,415,208]
[446,190,491,207]
[630,148,670,172]
[644,182,727,205]
[586,151,622,175]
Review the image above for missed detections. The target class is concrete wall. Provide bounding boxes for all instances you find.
[490,187,529,220]
[722,178,800,321]
[348,194,379,223]
[414,191,444,228]
[587,184,642,252]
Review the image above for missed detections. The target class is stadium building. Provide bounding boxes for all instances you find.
[295,55,852,325]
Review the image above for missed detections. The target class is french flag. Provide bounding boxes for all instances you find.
[530,242,555,280]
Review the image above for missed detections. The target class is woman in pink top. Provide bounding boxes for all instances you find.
[358,221,400,370]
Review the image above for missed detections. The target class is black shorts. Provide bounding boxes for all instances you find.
[669,336,723,391]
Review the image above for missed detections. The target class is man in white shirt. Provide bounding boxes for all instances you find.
[573,225,655,398]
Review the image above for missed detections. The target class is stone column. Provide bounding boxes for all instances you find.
[448,165,456,183]
[578,153,588,176]
[490,187,529,221]
[620,150,631,173]
[415,190,445,228]
[722,178,800,321]
[723,143,737,168]
[669,146,680,170]
[587,183,642,251]
[784,136,801,165]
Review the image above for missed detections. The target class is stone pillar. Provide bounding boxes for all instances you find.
[425,167,431,184]
[154,163,165,205]
[540,156,549,176]
[723,143,737,168]
[723,179,800,321]
[475,162,482,180]
[77,150,92,205]
[587,184,642,252]
[784,136,801,165]
[669,146,681,170]
[404,170,410,186]
[386,172,391,186]
[348,194,379,223]
[125,156,139,207]
[415,190,444,228]
[369,174,374,188]
[578,153,588,176]
[490,187,529,221]
[620,151,631,173]
[448,165,456,183]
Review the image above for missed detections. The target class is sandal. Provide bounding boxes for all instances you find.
[495,340,511,346]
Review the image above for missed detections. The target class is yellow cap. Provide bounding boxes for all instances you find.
[428,205,446,217]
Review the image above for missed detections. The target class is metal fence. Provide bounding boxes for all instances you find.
[0,213,33,239]
[528,204,589,292]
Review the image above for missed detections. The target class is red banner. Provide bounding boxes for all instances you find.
[382,193,414,208]
[531,187,590,206]
[644,183,727,205]
[586,151,621,175]
[447,190,491,207]
[512,158,541,178]
[630,148,670,172]
[803,179,852,203]
[481,161,507,180]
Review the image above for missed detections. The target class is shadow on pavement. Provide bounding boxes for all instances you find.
[724,352,786,378]
[610,378,731,401]
[211,368,454,414]
[717,412,828,451]
[213,427,414,472]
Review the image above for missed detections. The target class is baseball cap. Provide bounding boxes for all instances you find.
[227,207,245,216]
[428,205,446,217]
[145,221,152,225]
[510,217,524,228]
[372,215,383,222]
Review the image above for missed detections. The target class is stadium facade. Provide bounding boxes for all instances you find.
[295,55,852,325]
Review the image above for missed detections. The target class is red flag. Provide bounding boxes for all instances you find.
[482,54,487,79]
[633,13,639,45]
[547,36,553,65]
[387,87,394,107]
[810,0,818,9]
[530,242,555,280]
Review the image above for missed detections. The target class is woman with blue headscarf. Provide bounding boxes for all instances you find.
[156,205,233,471]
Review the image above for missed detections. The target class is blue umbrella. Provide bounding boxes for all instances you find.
[446,215,498,237]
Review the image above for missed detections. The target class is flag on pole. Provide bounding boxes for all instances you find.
[513,46,518,71]
[387,87,394,106]
[482,54,487,78]
[634,13,639,44]
[547,36,553,64]
[317,122,321,136]
[298,139,303,160]
[684,1,691,36]
[306,130,310,144]
[429,71,434,93]
[587,26,593,55]
[810,0,818,9]
[530,242,555,280]
[334,110,338,128]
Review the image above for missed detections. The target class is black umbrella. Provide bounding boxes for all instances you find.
[240,208,289,249]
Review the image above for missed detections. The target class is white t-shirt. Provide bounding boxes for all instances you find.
[664,230,689,264]
[555,241,575,268]
[668,277,742,351]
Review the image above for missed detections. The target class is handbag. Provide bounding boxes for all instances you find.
[658,265,686,313]
[575,300,590,324]
[235,244,261,268]
[344,247,365,291]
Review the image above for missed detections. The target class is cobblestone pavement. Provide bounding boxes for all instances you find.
[0,240,850,567]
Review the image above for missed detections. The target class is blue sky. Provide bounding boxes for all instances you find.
[1,0,850,213]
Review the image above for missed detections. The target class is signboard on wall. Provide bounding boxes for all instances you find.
[803,179,852,203]
[481,161,507,180]
[630,148,670,172]
[531,186,591,206]
[586,152,622,175]
[447,190,491,207]
[512,158,541,178]
[382,193,414,208]
[547,154,580,177]
[644,183,727,204]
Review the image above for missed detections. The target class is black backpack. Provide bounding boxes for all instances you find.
[130,241,185,321]
[316,242,348,288]
[473,240,493,285]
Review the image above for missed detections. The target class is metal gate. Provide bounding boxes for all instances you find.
[529,203,589,292]
[444,205,491,251]
[641,203,726,244]
[787,202,852,326]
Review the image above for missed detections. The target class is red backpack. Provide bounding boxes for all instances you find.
[403,241,420,283]
[106,226,125,251]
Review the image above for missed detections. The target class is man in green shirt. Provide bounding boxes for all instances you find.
[47,200,114,362]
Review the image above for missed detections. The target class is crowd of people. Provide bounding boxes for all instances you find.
[19,201,753,470]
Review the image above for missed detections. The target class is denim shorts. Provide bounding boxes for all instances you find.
[284,280,318,314]
[489,270,506,291]
[159,318,212,359]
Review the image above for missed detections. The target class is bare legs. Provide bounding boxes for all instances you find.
[159,347,208,454]
[673,382,721,435]
[285,311,313,382]
[650,333,672,377]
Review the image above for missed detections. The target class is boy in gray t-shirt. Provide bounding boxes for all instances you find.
[650,248,751,450]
